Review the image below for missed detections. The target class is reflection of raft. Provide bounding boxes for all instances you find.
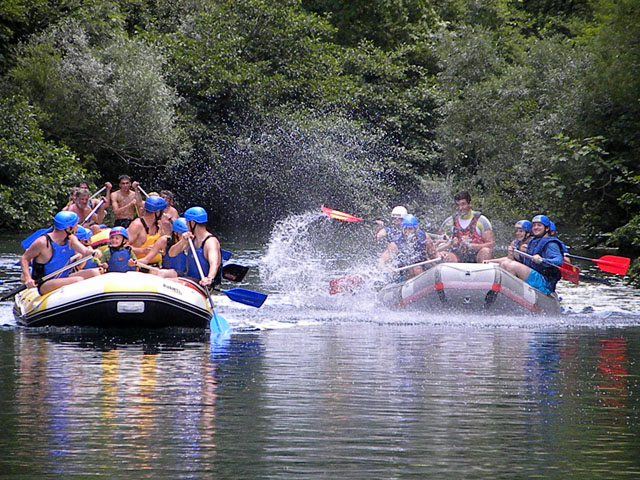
[13,272,228,330]
[376,263,561,315]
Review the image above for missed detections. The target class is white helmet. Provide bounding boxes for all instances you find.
[391,206,408,218]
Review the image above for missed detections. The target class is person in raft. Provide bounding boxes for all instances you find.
[437,191,495,263]
[19,211,103,295]
[379,214,437,278]
[485,220,532,268]
[98,227,137,272]
[181,206,222,287]
[373,205,408,244]
[501,215,566,295]
[136,217,189,278]
[127,195,167,265]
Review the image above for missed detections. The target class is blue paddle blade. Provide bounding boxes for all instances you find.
[221,249,232,262]
[222,288,267,308]
[21,227,52,249]
[210,311,230,334]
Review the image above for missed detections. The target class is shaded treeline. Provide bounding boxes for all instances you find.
[0,0,638,280]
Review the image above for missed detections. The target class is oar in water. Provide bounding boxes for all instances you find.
[393,257,443,273]
[221,263,249,282]
[0,254,95,301]
[565,254,630,275]
[516,251,580,285]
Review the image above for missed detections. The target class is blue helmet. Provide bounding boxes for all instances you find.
[549,221,557,234]
[75,225,93,241]
[172,217,188,234]
[515,220,532,233]
[144,195,167,213]
[54,211,79,230]
[402,214,419,229]
[109,226,129,239]
[184,206,208,224]
[531,214,551,228]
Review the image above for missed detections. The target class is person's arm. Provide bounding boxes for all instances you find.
[425,235,437,259]
[69,235,100,259]
[136,236,166,265]
[168,233,189,257]
[536,242,563,266]
[378,242,398,269]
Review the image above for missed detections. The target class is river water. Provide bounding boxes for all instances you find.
[1,213,639,479]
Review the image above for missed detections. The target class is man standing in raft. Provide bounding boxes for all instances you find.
[437,191,494,263]
[181,206,222,287]
[19,211,102,295]
[110,175,143,228]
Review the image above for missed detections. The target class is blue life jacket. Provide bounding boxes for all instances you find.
[163,236,187,276]
[186,235,220,280]
[525,236,564,291]
[32,235,74,280]
[107,246,135,273]
[394,229,428,267]
[384,226,402,244]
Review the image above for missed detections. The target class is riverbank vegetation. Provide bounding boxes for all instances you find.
[0,0,638,281]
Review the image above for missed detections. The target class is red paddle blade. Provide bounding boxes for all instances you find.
[594,255,630,275]
[329,275,364,295]
[321,206,363,223]
[559,262,580,285]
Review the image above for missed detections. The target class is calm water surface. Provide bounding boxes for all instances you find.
[1,220,640,479]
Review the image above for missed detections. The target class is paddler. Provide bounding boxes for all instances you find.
[437,191,494,263]
[19,211,102,295]
[501,215,566,295]
[98,226,137,272]
[181,206,222,287]
[379,214,437,278]
[127,195,167,264]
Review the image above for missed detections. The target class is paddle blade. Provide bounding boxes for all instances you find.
[21,227,52,249]
[221,249,232,262]
[321,206,363,223]
[222,263,249,282]
[210,311,230,333]
[222,288,267,308]
[559,262,580,285]
[329,275,365,295]
[594,255,630,275]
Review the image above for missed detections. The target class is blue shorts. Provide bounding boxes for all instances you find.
[526,269,551,295]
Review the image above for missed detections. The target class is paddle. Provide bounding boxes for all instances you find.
[516,251,580,285]
[393,257,443,273]
[89,185,106,200]
[321,206,372,223]
[221,263,250,282]
[81,198,106,225]
[565,254,630,275]
[329,275,365,295]
[221,249,232,262]
[0,254,95,301]
[21,227,53,250]
[137,186,150,199]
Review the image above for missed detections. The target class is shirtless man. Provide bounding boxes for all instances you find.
[110,175,143,228]
[64,188,110,227]
[159,190,180,235]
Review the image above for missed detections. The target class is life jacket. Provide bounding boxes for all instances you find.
[162,235,187,276]
[186,235,220,281]
[524,236,564,291]
[451,212,484,250]
[384,225,402,244]
[31,234,74,281]
[139,217,162,264]
[394,230,428,267]
[106,246,135,273]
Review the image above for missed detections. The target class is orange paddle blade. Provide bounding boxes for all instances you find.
[321,206,363,223]
[593,255,630,275]
[559,262,580,285]
[329,275,365,295]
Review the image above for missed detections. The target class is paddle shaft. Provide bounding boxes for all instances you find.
[0,254,95,301]
[81,198,105,225]
[565,253,630,275]
[89,186,106,200]
[394,257,443,273]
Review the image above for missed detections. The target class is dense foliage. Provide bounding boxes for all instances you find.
[0,0,638,280]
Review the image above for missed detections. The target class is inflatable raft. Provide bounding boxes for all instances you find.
[376,263,561,315]
[13,271,229,331]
